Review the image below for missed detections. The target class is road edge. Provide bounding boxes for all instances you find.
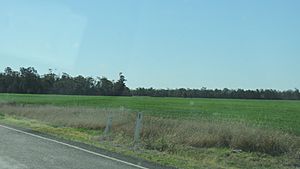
[0,123,177,169]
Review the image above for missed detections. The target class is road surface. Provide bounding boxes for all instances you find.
[0,125,146,169]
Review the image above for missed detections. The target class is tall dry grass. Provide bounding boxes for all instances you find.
[0,103,135,130]
[141,117,299,156]
[0,102,299,156]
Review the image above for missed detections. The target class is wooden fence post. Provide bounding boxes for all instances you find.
[134,112,143,148]
[104,113,113,136]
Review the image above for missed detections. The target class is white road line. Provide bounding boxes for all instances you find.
[0,124,150,169]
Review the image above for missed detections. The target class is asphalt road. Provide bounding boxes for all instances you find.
[0,125,144,169]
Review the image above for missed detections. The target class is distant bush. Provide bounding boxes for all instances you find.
[1,66,300,100]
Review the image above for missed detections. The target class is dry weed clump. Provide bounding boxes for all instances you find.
[140,116,299,156]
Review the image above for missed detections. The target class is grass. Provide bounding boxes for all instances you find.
[0,116,299,169]
[0,93,299,168]
[0,103,298,155]
[0,93,299,134]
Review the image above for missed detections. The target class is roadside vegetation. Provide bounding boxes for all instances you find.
[0,96,299,169]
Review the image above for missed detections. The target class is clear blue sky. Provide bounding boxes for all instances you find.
[0,0,299,89]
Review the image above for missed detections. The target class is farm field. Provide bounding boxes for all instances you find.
[0,93,300,169]
[0,93,299,134]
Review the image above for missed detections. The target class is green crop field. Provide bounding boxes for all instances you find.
[1,93,300,169]
[0,93,299,135]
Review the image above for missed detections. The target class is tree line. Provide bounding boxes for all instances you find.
[0,67,299,100]
[0,67,130,96]
[131,87,300,100]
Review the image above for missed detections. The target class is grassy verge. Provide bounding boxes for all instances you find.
[0,103,299,169]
